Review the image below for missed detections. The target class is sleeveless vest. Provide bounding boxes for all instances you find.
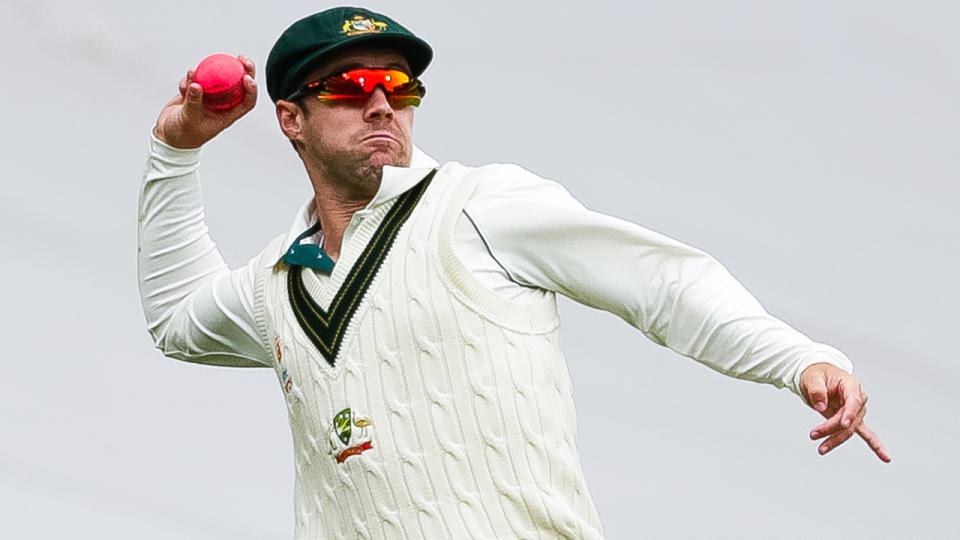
[254,162,603,539]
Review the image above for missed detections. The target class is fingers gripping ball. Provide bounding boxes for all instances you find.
[193,54,245,111]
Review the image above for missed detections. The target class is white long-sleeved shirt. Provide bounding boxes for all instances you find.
[138,134,852,393]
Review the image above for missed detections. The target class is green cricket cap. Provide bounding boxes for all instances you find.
[266,7,433,102]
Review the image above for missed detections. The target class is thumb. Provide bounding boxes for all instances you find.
[803,372,829,413]
[181,82,204,119]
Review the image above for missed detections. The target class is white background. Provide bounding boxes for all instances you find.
[1,1,957,538]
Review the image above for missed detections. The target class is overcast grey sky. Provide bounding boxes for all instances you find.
[1,1,957,538]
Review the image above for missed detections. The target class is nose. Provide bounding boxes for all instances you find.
[363,86,394,121]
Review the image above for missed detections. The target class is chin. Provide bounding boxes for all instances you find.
[369,148,410,169]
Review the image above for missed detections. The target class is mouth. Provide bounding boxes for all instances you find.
[361,132,400,145]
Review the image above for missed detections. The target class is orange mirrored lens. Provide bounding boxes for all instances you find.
[315,69,424,106]
[290,69,425,106]
[341,69,411,92]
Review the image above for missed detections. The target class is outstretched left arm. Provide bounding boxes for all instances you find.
[800,363,891,462]
[460,164,890,461]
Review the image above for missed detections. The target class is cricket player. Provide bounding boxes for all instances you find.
[138,7,889,539]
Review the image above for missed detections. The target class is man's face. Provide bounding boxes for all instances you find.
[284,46,417,188]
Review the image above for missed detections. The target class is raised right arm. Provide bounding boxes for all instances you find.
[137,56,270,367]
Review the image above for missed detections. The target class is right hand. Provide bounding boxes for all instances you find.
[153,54,258,149]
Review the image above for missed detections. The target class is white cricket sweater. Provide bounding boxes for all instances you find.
[138,136,856,539]
[256,163,602,539]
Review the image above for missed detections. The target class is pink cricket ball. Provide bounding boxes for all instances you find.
[193,53,245,111]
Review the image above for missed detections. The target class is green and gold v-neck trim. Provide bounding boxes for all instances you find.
[287,170,436,367]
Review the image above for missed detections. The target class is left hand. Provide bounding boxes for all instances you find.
[799,362,891,463]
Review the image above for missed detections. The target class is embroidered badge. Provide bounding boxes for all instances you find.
[274,337,293,393]
[342,15,388,36]
[279,367,293,393]
[329,408,374,463]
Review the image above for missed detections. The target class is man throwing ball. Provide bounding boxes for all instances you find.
[139,7,889,539]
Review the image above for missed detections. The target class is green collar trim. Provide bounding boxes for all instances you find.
[283,221,335,272]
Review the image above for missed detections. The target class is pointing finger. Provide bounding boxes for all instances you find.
[857,423,892,463]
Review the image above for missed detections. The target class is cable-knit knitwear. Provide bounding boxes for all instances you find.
[254,162,603,539]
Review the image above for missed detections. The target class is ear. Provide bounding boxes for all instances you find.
[276,100,305,144]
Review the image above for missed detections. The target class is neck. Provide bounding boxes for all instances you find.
[305,162,382,261]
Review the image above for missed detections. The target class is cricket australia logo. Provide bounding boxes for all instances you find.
[329,408,373,463]
[342,15,388,36]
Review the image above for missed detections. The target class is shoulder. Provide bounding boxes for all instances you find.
[435,161,573,204]
[256,233,289,272]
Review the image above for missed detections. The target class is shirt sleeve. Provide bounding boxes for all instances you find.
[137,134,272,367]
[461,164,852,395]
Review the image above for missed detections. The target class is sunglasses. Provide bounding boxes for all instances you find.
[286,68,426,108]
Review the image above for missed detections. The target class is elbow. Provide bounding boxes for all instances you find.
[141,295,191,361]
[145,317,182,360]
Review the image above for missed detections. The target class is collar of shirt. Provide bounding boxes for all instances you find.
[264,145,440,267]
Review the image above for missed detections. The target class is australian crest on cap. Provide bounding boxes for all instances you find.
[342,14,388,35]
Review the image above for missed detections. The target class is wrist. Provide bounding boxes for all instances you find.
[150,130,201,164]
[153,124,204,150]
